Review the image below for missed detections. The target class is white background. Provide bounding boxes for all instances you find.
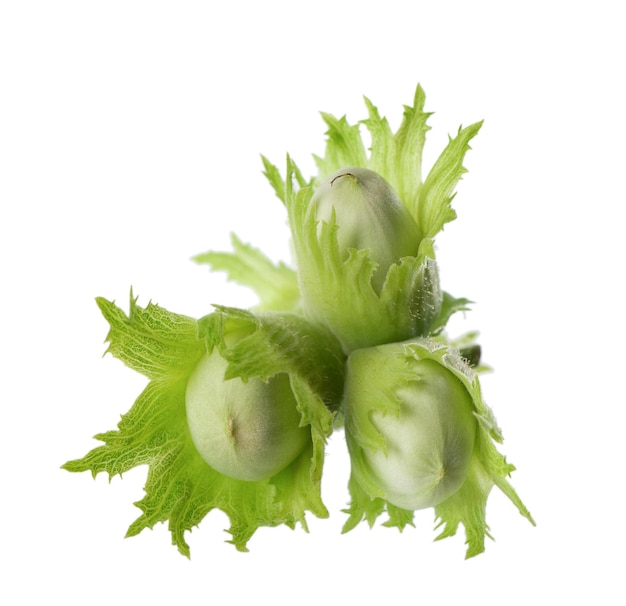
[2,1,625,603]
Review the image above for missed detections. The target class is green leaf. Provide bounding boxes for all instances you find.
[313,112,368,178]
[429,291,474,335]
[417,121,483,240]
[63,295,345,556]
[361,96,396,184]
[360,85,433,221]
[95,293,201,380]
[193,233,300,312]
[342,475,387,532]
[433,432,535,559]
[199,306,345,410]
[261,154,287,204]
[392,84,432,214]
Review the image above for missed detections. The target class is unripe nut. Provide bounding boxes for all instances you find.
[345,343,477,510]
[310,167,419,290]
[186,350,309,482]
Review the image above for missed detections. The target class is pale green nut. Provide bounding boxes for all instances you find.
[185,349,309,482]
[344,341,477,510]
[309,167,420,290]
